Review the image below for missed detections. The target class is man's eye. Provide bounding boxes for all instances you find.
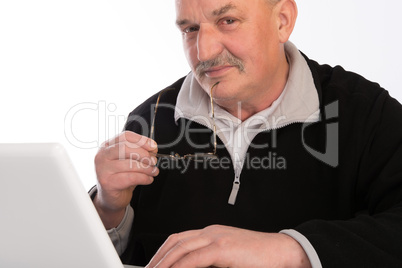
[183,26,199,33]
[223,19,236,25]
[219,17,238,26]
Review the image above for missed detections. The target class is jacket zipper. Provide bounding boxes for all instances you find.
[187,116,312,205]
[228,168,241,205]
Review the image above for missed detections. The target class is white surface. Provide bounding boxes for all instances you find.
[0,143,125,268]
[0,0,401,190]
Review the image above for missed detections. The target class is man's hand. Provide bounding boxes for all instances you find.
[146,225,311,268]
[94,131,159,229]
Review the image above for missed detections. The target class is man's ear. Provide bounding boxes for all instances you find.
[275,0,298,43]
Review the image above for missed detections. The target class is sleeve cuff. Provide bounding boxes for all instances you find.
[107,205,134,256]
[280,229,322,268]
[88,185,98,200]
[88,185,134,256]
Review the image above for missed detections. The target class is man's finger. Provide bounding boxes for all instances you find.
[156,237,213,268]
[103,143,157,163]
[108,159,159,176]
[105,131,157,151]
[108,172,155,190]
[171,243,222,268]
[147,230,201,268]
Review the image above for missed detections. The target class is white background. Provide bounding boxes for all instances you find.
[1,0,401,190]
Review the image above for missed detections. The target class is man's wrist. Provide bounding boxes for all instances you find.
[276,233,312,268]
[92,189,126,229]
[280,229,321,268]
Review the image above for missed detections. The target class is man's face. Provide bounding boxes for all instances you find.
[175,0,287,108]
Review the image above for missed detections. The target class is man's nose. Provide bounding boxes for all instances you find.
[197,24,223,62]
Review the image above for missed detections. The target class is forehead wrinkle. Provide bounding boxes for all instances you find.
[212,2,237,17]
[176,2,238,27]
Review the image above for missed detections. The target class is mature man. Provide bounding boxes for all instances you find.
[92,0,402,267]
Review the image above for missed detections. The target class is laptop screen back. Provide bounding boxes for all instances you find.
[0,143,125,268]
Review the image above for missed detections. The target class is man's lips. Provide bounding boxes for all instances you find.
[204,65,234,77]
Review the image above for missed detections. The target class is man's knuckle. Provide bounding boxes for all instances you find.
[204,224,222,233]
[169,233,181,242]
[215,236,229,248]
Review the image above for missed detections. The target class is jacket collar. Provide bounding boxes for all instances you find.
[174,41,320,131]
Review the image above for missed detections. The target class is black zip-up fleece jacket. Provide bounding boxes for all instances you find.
[121,54,402,267]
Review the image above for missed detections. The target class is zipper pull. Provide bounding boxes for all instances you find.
[228,173,241,205]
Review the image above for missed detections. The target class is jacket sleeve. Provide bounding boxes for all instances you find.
[295,90,402,267]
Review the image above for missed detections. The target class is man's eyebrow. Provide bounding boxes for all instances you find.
[176,3,237,27]
[176,19,190,27]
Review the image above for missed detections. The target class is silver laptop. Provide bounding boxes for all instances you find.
[0,143,141,268]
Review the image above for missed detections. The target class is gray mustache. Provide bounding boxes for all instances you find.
[195,51,245,77]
